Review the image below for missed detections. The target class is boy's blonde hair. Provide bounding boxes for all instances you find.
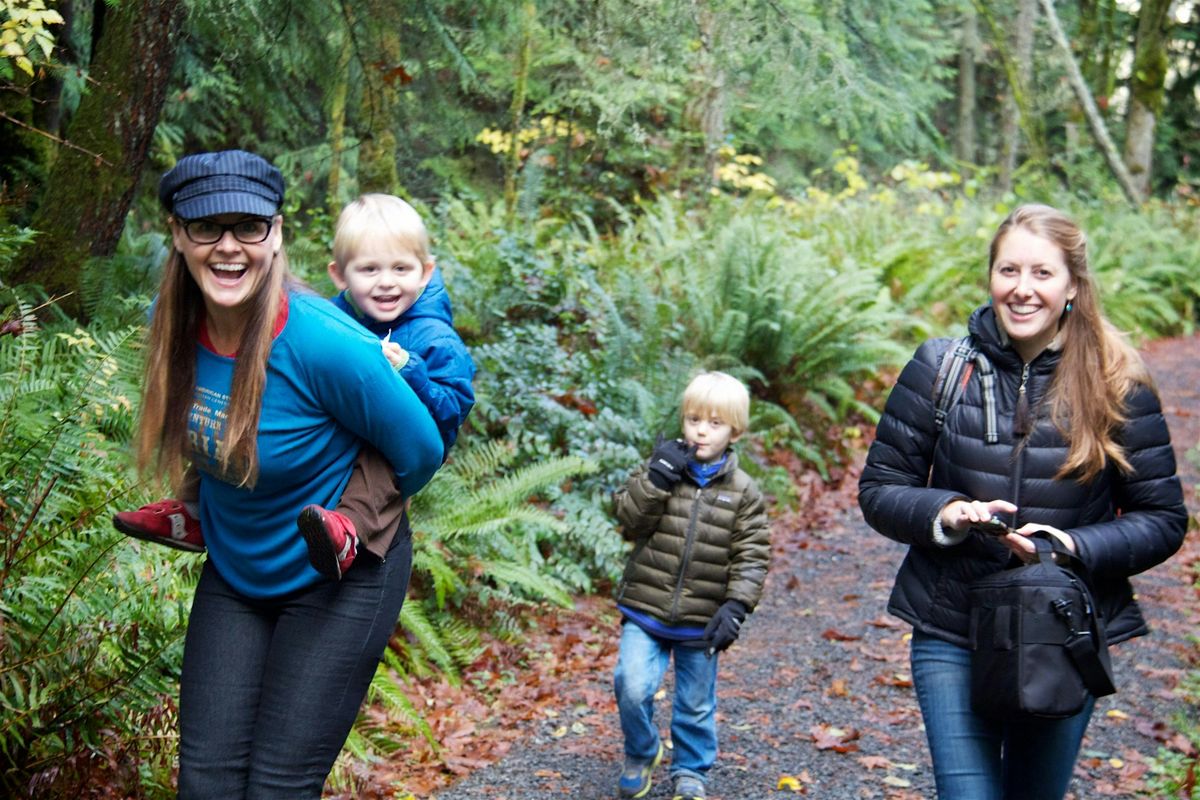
[332,193,431,267]
[681,371,750,436]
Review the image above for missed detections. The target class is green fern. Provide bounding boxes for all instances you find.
[0,293,190,795]
[391,440,598,677]
[335,440,596,791]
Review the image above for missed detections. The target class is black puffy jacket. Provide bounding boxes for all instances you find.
[858,306,1187,647]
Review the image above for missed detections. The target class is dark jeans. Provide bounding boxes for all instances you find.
[177,516,412,799]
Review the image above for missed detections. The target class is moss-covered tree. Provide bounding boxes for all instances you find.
[1123,0,1172,198]
[7,0,185,317]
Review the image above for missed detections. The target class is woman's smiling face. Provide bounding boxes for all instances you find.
[989,226,1077,363]
[172,213,281,319]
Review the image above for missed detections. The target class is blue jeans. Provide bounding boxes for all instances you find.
[910,630,1095,800]
[177,521,412,799]
[613,622,719,781]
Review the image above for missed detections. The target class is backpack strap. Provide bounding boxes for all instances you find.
[931,337,999,443]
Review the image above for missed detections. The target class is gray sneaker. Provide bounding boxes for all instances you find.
[672,774,706,800]
[616,741,663,799]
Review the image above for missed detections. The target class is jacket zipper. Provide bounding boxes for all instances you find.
[669,491,704,622]
[1008,362,1032,523]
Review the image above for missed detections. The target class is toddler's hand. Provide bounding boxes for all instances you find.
[382,341,409,370]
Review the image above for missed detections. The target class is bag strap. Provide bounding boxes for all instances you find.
[1032,536,1117,698]
[931,336,999,443]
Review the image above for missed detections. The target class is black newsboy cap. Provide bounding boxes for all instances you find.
[158,150,285,219]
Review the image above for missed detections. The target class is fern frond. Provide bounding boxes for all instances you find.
[398,601,460,683]
[477,560,573,608]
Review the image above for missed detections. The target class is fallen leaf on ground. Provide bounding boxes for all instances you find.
[777,774,805,792]
[822,628,862,642]
[811,724,861,753]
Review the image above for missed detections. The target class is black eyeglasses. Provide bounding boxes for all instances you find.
[179,217,274,245]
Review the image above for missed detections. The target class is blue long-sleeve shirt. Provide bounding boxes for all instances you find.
[330,269,475,454]
[190,290,443,598]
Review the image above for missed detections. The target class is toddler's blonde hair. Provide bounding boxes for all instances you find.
[333,193,431,267]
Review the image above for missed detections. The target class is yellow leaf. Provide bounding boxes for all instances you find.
[1105,709,1129,719]
[777,775,801,791]
[1109,758,1124,769]
[551,725,567,738]
[883,776,912,788]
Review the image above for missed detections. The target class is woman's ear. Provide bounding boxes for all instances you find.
[169,217,187,253]
[268,215,284,254]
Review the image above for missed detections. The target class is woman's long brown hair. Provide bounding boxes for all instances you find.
[989,204,1151,482]
[135,222,292,490]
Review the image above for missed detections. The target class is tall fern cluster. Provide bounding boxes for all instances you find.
[0,293,191,796]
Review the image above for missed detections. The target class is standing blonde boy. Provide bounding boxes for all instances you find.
[611,372,770,800]
[115,194,474,580]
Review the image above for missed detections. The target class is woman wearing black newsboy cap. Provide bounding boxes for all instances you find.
[132,149,443,798]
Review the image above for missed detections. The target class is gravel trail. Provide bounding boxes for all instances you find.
[430,335,1199,800]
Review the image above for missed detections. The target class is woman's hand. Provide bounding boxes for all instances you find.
[939,499,1018,533]
[1005,523,1077,563]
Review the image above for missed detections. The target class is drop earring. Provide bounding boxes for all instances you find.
[1065,302,1073,312]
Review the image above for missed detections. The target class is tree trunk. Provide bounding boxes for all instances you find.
[1123,0,1172,199]
[1037,0,1142,206]
[1077,0,1120,104]
[7,0,186,317]
[357,7,402,196]
[504,2,535,227]
[955,5,979,166]
[998,0,1037,193]
[691,1,727,186]
[327,35,353,219]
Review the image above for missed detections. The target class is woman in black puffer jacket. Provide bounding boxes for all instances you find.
[859,204,1187,800]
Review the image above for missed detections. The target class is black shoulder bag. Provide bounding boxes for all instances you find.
[967,534,1116,720]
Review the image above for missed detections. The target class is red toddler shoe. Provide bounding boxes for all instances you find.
[297,505,359,580]
[113,499,205,553]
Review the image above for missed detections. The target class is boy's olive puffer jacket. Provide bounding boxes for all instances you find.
[614,451,770,627]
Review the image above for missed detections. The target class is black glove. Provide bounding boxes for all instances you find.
[704,600,748,655]
[646,435,693,490]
